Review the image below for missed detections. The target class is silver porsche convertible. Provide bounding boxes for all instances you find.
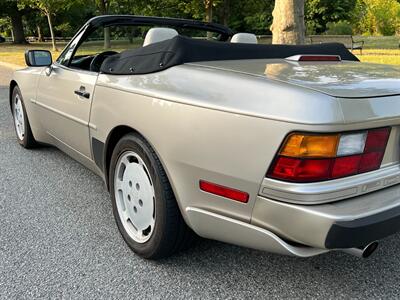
[10,15,400,259]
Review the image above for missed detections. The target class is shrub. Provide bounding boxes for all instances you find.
[325,21,353,35]
[353,0,400,36]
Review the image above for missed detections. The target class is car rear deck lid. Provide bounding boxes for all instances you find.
[192,59,400,98]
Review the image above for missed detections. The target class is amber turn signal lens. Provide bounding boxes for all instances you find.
[280,134,339,158]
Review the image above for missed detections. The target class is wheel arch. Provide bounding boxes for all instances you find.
[103,125,171,192]
[9,80,18,112]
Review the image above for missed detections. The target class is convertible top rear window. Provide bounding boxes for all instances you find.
[100,35,359,75]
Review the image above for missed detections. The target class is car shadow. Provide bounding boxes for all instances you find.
[150,233,400,295]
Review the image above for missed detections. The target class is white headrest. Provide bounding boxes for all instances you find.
[143,28,179,47]
[231,33,258,44]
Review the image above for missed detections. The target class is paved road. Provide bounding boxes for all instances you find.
[1,65,400,299]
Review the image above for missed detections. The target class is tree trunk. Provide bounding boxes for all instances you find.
[205,0,213,23]
[98,0,111,49]
[37,25,43,42]
[46,13,57,51]
[223,0,230,26]
[10,11,26,44]
[270,0,305,45]
[205,0,213,39]
[104,27,111,49]
[98,0,107,14]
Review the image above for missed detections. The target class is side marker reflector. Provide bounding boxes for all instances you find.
[199,180,249,203]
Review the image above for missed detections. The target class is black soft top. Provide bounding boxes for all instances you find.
[101,35,359,75]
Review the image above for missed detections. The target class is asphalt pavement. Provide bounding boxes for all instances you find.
[1,65,400,299]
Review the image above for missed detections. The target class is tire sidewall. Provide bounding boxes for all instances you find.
[12,86,29,147]
[109,134,168,258]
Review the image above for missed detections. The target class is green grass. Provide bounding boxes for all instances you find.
[0,40,142,67]
[0,42,65,66]
[355,48,400,65]
[358,55,400,65]
[356,35,400,49]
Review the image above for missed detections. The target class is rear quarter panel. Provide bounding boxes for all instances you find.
[89,66,346,225]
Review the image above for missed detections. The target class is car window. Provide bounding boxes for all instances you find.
[74,25,146,58]
[69,25,150,72]
[56,28,86,66]
[66,24,225,72]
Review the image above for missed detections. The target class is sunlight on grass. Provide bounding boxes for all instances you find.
[0,42,64,66]
[354,49,400,65]
[357,55,400,65]
[0,40,143,66]
[0,51,61,66]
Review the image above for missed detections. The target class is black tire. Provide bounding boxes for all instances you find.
[109,133,195,259]
[11,86,37,148]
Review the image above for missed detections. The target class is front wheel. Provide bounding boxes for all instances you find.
[11,86,37,148]
[109,133,195,259]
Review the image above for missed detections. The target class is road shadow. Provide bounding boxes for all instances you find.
[151,233,400,297]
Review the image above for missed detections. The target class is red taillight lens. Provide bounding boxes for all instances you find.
[199,180,249,203]
[272,157,332,182]
[268,127,390,183]
[357,128,390,174]
[359,152,384,173]
[331,155,361,178]
[364,128,390,153]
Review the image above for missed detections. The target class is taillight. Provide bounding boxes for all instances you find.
[267,127,390,183]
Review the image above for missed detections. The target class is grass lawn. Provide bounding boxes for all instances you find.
[358,55,400,65]
[356,49,400,65]
[1,39,400,67]
[356,35,400,49]
[0,42,65,67]
[0,40,142,67]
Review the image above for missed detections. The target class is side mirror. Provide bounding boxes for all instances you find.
[25,50,52,67]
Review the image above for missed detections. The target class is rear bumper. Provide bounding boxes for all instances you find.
[325,205,400,248]
[252,184,400,249]
[185,207,329,257]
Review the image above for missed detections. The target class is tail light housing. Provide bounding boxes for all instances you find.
[267,127,391,183]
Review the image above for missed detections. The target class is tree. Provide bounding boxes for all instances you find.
[305,0,357,34]
[271,0,305,44]
[20,0,69,50]
[95,0,111,48]
[205,0,213,22]
[0,0,27,43]
[353,0,400,35]
[218,0,274,34]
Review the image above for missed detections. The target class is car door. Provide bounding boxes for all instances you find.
[34,23,144,159]
[35,65,97,158]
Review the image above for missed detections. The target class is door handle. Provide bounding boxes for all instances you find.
[74,87,90,99]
